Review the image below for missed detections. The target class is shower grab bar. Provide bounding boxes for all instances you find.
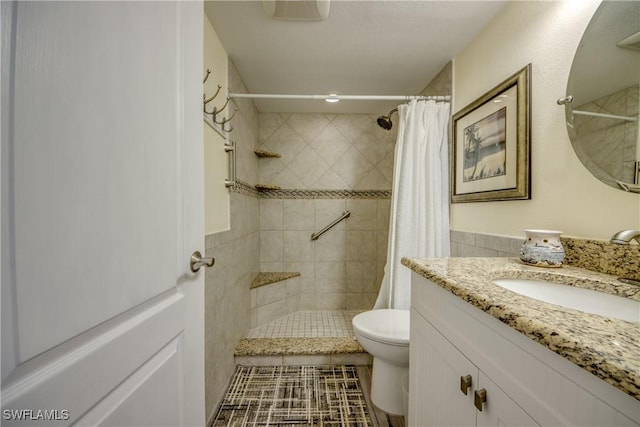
[224,140,236,189]
[311,211,350,241]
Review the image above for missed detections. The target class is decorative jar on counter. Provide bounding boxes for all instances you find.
[519,229,565,268]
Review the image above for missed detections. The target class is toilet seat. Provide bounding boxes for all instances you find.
[353,309,409,346]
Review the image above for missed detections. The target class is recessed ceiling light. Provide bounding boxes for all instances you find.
[325,94,340,103]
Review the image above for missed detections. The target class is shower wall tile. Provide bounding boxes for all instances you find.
[314,125,351,166]
[260,262,284,272]
[353,169,389,190]
[346,262,377,293]
[283,231,314,262]
[283,199,315,230]
[255,282,287,307]
[289,147,330,188]
[332,146,374,188]
[284,262,315,293]
[377,199,391,231]
[314,229,347,262]
[346,231,377,262]
[273,168,305,189]
[315,199,347,231]
[260,231,284,263]
[346,293,377,310]
[346,199,377,230]
[377,152,395,184]
[257,299,288,325]
[260,199,284,231]
[332,115,373,143]
[314,169,349,189]
[258,112,396,190]
[315,261,346,293]
[287,113,331,142]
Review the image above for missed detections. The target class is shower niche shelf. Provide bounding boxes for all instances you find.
[254,149,281,158]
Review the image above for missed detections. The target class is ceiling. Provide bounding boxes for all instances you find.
[204,1,506,114]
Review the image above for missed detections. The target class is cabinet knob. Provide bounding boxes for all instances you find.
[460,375,472,395]
[474,388,487,411]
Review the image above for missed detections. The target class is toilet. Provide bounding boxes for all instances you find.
[352,309,410,416]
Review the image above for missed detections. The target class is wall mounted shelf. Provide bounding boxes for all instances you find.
[254,149,281,158]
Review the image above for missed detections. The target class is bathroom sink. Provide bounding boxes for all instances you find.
[493,279,640,323]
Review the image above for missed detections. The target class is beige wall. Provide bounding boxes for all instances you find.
[204,14,230,233]
[452,0,640,240]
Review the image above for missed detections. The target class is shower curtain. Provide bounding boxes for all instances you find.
[374,99,451,310]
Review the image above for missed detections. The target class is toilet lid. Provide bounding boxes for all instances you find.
[352,309,410,345]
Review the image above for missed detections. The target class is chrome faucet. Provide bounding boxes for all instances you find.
[610,230,640,245]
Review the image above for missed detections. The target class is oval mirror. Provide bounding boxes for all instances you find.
[565,0,639,193]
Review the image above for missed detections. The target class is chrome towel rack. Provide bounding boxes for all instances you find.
[311,211,350,241]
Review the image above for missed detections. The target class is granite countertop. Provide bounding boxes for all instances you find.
[402,257,640,401]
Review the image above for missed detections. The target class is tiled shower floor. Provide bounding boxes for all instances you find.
[247,310,363,339]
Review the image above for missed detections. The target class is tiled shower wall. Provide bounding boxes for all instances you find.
[257,113,396,310]
[260,198,390,310]
[204,61,260,420]
[573,85,638,184]
[258,113,396,190]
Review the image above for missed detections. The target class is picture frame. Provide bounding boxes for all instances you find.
[451,64,531,203]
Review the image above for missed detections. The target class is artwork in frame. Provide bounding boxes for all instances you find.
[451,64,531,203]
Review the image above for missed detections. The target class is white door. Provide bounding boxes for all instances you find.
[1,2,205,426]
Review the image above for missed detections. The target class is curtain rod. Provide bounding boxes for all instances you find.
[228,93,450,102]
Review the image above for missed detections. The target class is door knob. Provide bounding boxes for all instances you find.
[190,251,214,273]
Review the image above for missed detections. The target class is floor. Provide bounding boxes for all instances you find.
[212,365,405,427]
[230,310,405,426]
[212,365,372,426]
[247,310,363,339]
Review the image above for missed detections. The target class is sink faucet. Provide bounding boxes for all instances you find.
[610,230,640,245]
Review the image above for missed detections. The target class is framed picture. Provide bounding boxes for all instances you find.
[451,64,531,203]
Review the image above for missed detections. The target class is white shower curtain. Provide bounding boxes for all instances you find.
[374,100,451,310]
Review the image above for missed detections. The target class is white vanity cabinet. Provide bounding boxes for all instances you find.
[409,273,640,427]
[411,310,538,426]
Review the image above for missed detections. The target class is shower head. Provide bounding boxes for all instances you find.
[377,108,398,130]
